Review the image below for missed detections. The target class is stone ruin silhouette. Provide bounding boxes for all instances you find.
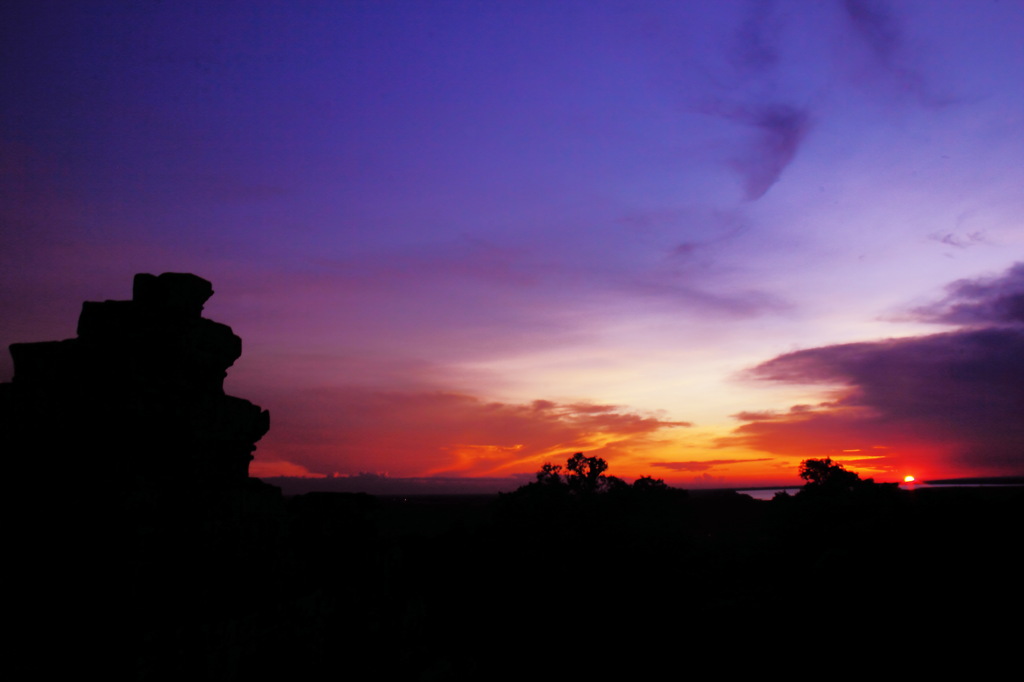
[1,274,286,678]
[1,273,270,490]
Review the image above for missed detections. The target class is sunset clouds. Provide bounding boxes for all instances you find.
[255,389,689,479]
[730,263,1024,478]
[2,2,1022,489]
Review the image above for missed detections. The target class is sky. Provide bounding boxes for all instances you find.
[3,0,1023,490]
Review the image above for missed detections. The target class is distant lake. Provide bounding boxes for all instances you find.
[738,488,800,501]
[738,481,1024,501]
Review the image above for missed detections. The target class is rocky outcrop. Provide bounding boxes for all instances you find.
[2,274,291,680]
[1,272,269,489]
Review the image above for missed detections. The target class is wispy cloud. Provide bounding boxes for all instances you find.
[259,388,690,478]
[843,0,901,65]
[700,98,812,201]
[840,0,953,106]
[730,0,781,75]
[651,458,771,473]
[729,104,812,200]
[928,231,987,250]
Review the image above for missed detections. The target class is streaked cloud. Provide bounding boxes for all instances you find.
[2,2,1022,490]
[840,0,954,106]
[258,388,690,478]
[727,104,812,201]
[651,458,772,473]
[843,0,902,66]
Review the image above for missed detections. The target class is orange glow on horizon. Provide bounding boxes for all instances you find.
[255,397,990,487]
[250,459,322,478]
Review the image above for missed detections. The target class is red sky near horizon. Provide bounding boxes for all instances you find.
[2,1,1022,491]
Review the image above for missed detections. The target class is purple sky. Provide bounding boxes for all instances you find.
[3,1,1022,488]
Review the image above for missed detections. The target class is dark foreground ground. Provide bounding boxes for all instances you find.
[23,482,1023,679]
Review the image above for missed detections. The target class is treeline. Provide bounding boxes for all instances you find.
[113,455,1022,679]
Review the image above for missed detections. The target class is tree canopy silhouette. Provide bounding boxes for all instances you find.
[565,452,609,494]
[512,453,674,500]
[535,462,564,486]
[798,457,863,491]
[793,457,901,503]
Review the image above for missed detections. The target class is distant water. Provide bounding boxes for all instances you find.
[738,481,1023,501]
[738,488,800,501]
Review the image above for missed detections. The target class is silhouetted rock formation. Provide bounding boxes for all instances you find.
[1,275,288,679]
[1,272,269,489]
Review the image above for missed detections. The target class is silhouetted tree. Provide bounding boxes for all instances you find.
[566,452,609,494]
[519,456,678,498]
[604,475,630,493]
[798,457,863,492]
[796,457,902,504]
[509,454,682,508]
[633,475,669,492]
[536,462,564,486]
